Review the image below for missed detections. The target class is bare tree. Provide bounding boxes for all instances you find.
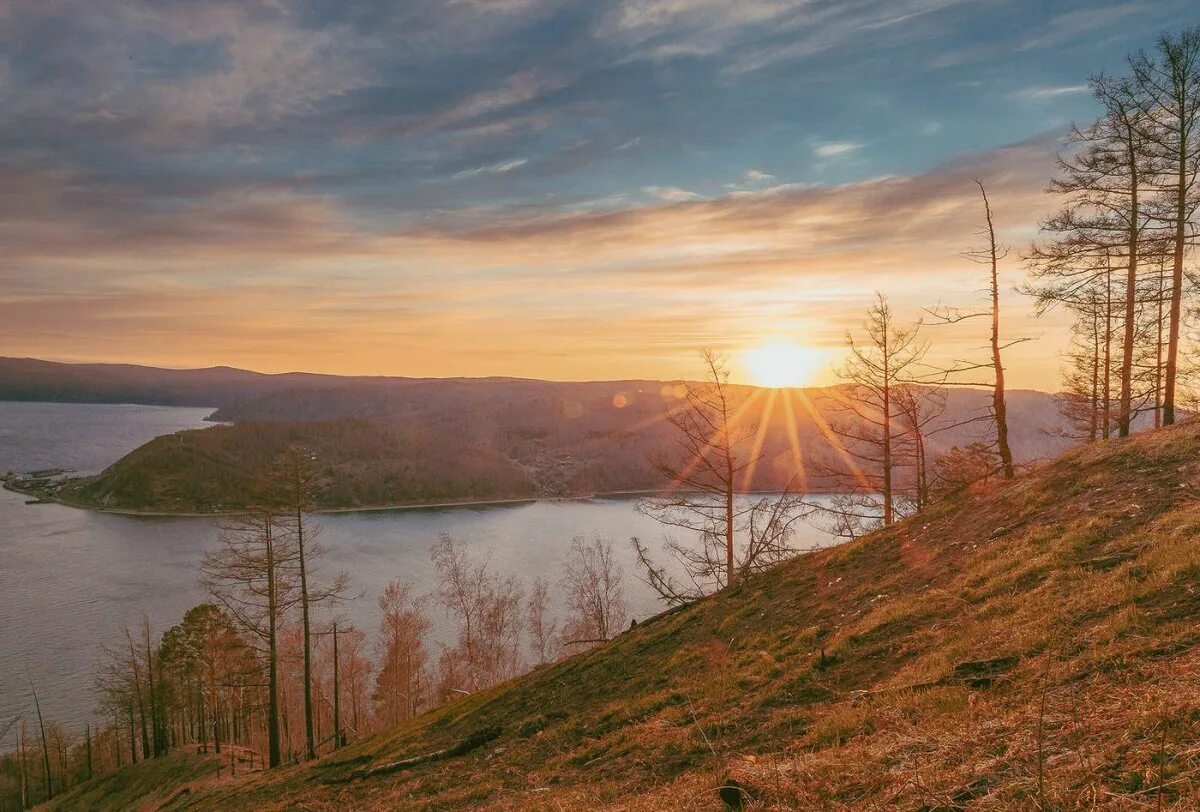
[635,350,807,602]
[431,534,524,693]
[526,577,558,666]
[928,181,1026,478]
[1026,75,1157,438]
[638,350,753,591]
[201,509,299,768]
[333,627,371,739]
[373,580,431,725]
[808,294,934,532]
[1130,27,1200,426]
[559,535,628,652]
[893,382,948,510]
[270,447,346,761]
[28,681,51,801]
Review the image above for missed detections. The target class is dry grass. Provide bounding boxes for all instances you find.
[156,419,1200,810]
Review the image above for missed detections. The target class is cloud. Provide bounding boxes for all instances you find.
[1011,85,1090,102]
[813,141,862,159]
[642,185,701,201]
[3,0,1154,385]
[1,133,1069,384]
[1017,2,1152,52]
[452,158,530,180]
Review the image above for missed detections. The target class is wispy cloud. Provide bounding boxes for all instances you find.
[1011,84,1090,102]
[813,141,862,159]
[642,185,701,201]
[2,0,1181,384]
[452,158,530,180]
[0,137,1066,382]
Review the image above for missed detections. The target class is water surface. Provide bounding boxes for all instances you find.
[0,402,840,730]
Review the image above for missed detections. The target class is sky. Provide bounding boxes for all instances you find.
[0,0,1191,388]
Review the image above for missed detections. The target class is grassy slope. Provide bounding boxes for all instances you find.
[47,751,221,811]
[175,422,1200,808]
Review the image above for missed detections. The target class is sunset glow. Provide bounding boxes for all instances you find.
[0,1,1170,389]
[742,341,829,388]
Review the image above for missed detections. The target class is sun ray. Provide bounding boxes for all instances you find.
[739,387,778,492]
[780,389,808,490]
[663,387,764,497]
[625,387,697,434]
[792,386,873,491]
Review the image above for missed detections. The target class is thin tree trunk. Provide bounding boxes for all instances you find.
[266,519,282,768]
[1163,130,1187,425]
[978,182,1015,477]
[1118,123,1140,437]
[332,623,341,750]
[294,470,315,762]
[19,722,29,810]
[127,630,150,761]
[1091,301,1101,441]
[1155,263,1165,428]
[30,682,52,801]
[144,620,160,757]
[882,328,894,524]
[127,704,137,764]
[1103,262,1113,439]
[720,386,736,588]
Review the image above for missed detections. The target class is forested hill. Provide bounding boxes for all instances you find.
[18,388,1074,513]
[0,356,419,407]
[57,418,1200,809]
[0,357,1079,512]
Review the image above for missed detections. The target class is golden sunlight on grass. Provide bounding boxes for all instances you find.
[741,340,829,388]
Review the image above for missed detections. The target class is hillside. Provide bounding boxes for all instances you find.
[80,418,1200,809]
[0,357,358,407]
[13,384,1076,512]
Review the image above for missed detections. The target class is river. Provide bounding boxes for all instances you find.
[0,401,840,731]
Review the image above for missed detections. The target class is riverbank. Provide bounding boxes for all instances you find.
[1,478,836,517]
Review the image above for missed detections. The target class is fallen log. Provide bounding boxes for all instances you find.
[324,727,502,785]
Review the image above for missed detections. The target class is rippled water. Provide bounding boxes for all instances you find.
[0,402,840,731]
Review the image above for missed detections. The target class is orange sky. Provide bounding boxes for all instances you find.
[7,1,1184,392]
[4,138,1073,389]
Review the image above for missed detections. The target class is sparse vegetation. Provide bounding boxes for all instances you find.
[79,416,1198,811]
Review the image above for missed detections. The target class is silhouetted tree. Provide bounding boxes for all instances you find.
[1026,75,1157,438]
[808,294,934,533]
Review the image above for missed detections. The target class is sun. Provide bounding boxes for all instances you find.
[742,341,829,388]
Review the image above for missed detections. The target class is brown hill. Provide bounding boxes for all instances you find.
[37,384,1074,512]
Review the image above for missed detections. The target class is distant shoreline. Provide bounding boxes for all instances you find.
[1,481,832,518]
